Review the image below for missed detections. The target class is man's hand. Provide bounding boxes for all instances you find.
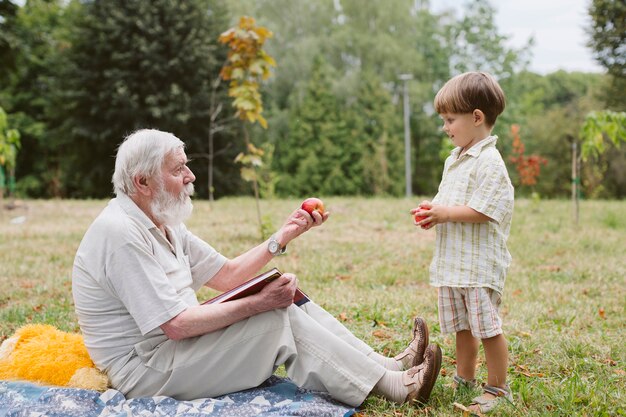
[253,273,298,312]
[275,207,329,246]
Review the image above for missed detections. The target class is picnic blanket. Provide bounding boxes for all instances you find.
[0,376,356,416]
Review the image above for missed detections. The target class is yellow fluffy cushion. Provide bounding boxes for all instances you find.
[0,324,109,391]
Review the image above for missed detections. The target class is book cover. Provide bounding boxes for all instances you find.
[202,267,310,306]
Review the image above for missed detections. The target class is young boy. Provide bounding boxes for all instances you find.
[412,71,514,414]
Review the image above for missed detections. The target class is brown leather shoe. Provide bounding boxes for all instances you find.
[394,317,429,368]
[403,344,442,405]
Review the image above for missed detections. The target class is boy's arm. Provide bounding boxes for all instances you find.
[412,202,491,229]
[440,205,491,223]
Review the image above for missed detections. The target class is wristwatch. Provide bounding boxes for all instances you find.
[268,234,286,256]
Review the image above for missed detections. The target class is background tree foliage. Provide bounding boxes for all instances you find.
[57,0,234,198]
[0,0,623,199]
[586,0,625,112]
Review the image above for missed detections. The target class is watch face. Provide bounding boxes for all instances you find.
[269,240,279,254]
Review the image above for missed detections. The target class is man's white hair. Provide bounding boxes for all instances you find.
[112,129,185,196]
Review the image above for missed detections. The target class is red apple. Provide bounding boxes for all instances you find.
[301,197,325,215]
[414,209,430,228]
[414,211,428,223]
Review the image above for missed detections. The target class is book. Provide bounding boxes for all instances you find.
[202,267,310,306]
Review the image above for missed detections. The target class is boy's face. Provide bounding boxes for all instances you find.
[439,111,487,150]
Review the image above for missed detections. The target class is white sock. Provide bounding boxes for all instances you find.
[398,352,414,370]
[367,351,403,371]
[372,370,409,404]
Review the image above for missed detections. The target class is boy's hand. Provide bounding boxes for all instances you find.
[411,202,430,229]
[411,201,449,229]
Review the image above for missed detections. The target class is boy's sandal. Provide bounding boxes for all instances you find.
[469,384,513,414]
[453,375,477,390]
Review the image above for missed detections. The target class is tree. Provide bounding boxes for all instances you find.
[0,107,20,200]
[586,0,626,110]
[275,56,354,196]
[579,111,626,198]
[58,0,232,197]
[345,70,404,195]
[444,0,531,81]
[219,16,276,237]
[0,0,77,197]
[0,0,20,81]
[587,0,625,78]
[501,70,608,198]
[507,124,547,194]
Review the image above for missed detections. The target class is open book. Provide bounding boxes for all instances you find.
[202,267,310,306]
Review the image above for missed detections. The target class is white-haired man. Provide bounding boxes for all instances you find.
[72,129,441,407]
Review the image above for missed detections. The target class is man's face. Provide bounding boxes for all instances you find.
[161,147,195,198]
[150,147,196,226]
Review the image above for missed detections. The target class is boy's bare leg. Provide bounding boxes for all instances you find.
[468,333,509,412]
[456,330,479,381]
[483,333,508,387]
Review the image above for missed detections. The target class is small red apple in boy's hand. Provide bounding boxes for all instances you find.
[413,206,431,229]
[301,197,325,215]
[414,211,428,223]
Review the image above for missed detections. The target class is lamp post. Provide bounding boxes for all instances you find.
[398,73,413,198]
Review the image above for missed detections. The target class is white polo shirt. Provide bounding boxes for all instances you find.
[72,194,227,373]
[429,135,514,294]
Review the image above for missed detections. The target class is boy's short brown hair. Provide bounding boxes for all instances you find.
[434,72,506,127]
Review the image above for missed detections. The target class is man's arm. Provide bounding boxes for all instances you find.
[160,206,328,340]
[161,273,297,340]
[207,208,328,292]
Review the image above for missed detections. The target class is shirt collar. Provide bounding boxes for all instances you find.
[115,193,180,254]
[451,135,498,159]
[115,192,158,231]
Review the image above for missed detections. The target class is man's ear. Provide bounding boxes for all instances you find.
[473,109,485,126]
[133,175,152,196]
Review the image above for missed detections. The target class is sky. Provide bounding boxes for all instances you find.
[431,0,605,74]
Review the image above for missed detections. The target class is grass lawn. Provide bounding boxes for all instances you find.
[0,197,624,416]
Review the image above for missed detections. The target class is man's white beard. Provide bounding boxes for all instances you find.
[150,183,194,227]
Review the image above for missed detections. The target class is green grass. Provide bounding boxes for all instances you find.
[1,197,624,416]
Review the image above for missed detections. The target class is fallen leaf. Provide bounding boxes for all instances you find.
[372,329,391,339]
[338,312,349,322]
[443,355,457,365]
[512,289,523,297]
[334,274,352,281]
[453,402,476,416]
[598,308,606,319]
[538,265,561,272]
[514,363,545,378]
[615,369,626,376]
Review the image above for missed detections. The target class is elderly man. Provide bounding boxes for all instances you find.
[72,129,441,407]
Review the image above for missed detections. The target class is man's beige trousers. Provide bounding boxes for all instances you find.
[110,302,386,406]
